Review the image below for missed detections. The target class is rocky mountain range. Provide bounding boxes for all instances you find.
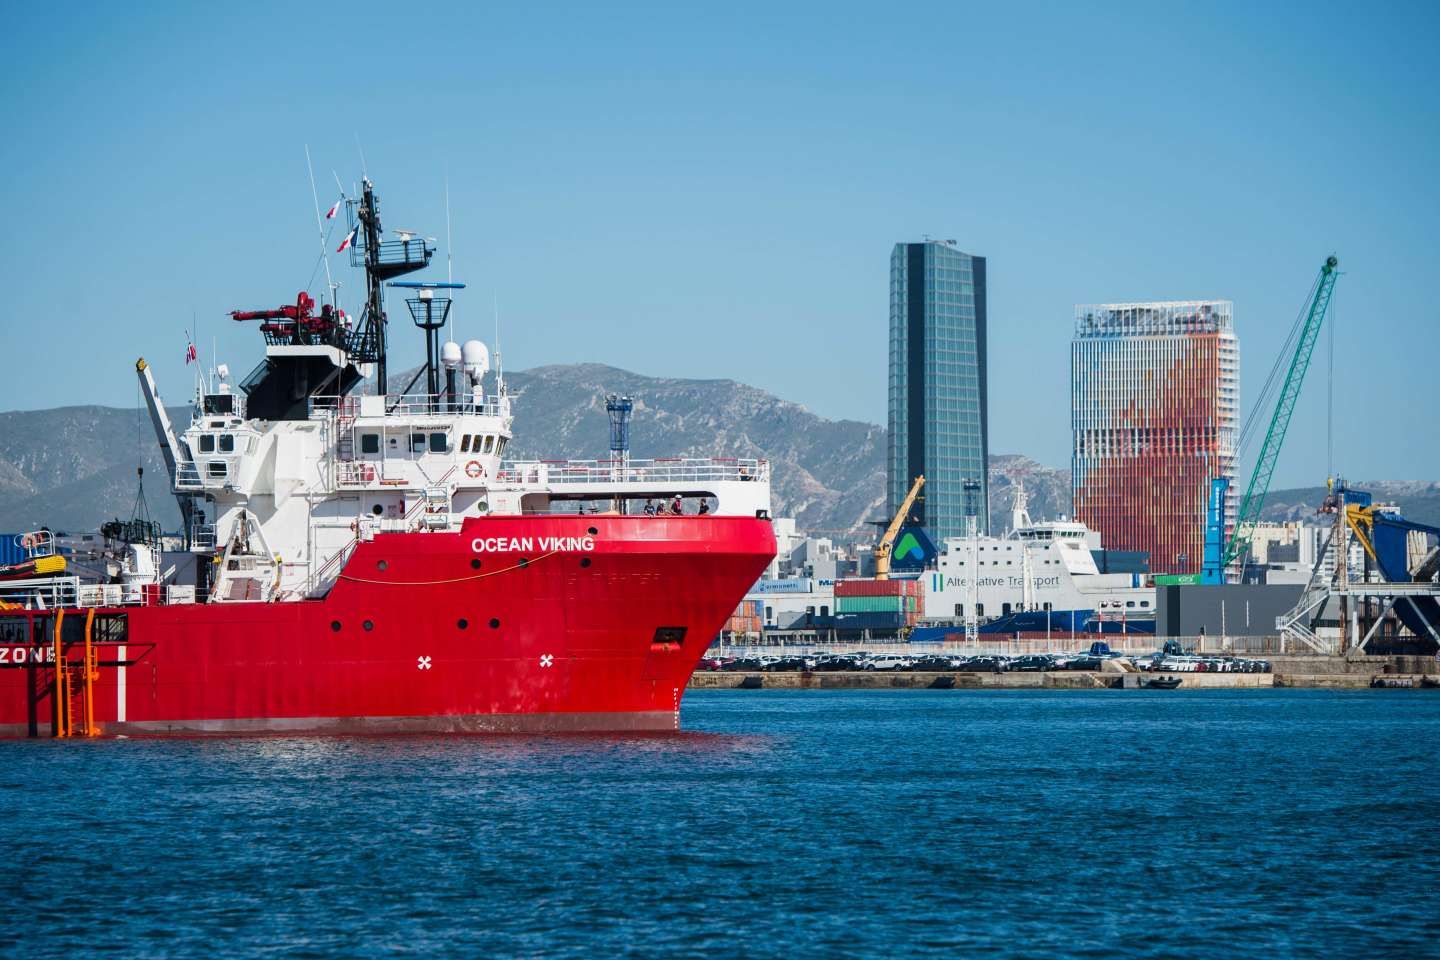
[0,362,1433,540]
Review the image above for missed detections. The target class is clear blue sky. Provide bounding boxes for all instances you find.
[2,1,1436,487]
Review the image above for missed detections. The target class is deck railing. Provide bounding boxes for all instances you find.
[498,458,769,486]
[307,394,505,420]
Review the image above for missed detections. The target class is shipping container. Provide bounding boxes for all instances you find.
[834,578,922,598]
[0,535,27,569]
[835,595,918,614]
[833,611,908,630]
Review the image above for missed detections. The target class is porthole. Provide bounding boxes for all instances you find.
[330,620,341,632]
[377,560,388,571]
[457,618,469,630]
[489,618,500,629]
[372,504,383,516]
[518,558,529,568]
[470,558,481,570]
[588,526,598,536]
[580,557,592,568]
[363,620,374,632]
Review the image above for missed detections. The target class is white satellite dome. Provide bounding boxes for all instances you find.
[440,340,462,369]
[461,339,490,382]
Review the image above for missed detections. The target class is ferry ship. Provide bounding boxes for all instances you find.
[0,178,775,737]
[913,485,1155,639]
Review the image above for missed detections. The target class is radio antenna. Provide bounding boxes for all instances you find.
[445,170,454,338]
[354,134,369,179]
[304,144,334,305]
[493,292,504,396]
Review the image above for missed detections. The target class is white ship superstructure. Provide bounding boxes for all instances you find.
[922,485,1154,630]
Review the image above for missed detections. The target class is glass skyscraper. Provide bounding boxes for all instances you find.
[887,241,989,540]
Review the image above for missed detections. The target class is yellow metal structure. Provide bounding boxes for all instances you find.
[1344,504,1380,564]
[874,475,925,581]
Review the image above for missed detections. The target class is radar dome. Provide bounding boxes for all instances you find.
[461,339,490,382]
[440,341,462,369]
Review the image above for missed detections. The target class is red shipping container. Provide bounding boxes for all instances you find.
[834,578,922,598]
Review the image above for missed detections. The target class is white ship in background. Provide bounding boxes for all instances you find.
[739,486,1157,640]
[915,484,1155,638]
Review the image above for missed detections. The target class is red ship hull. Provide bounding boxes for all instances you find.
[0,515,775,736]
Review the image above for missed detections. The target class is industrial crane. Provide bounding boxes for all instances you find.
[874,475,925,580]
[1202,255,1340,584]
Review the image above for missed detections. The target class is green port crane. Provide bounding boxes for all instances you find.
[1207,255,1340,583]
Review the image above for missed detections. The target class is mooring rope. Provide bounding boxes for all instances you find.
[335,550,562,586]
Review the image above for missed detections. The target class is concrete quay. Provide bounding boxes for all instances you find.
[688,658,1439,691]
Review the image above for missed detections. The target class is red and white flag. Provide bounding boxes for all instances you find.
[185,342,197,365]
[337,226,358,252]
[325,196,343,220]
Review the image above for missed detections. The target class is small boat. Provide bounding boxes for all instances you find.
[1142,677,1182,690]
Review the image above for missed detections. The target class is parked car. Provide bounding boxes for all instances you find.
[761,655,814,672]
[1008,655,1055,672]
[911,655,960,672]
[864,655,915,671]
[954,655,1007,673]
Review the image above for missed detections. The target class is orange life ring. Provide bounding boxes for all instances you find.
[465,460,484,479]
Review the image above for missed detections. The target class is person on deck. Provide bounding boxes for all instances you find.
[670,495,683,515]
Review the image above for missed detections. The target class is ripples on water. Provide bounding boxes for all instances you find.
[2,690,1437,958]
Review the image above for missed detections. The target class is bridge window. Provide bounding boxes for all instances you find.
[410,433,426,452]
[460,435,471,453]
[496,437,507,456]
[428,433,447,453]
[483,436,495,454]
[198,434,215,453]
[206,461,227,479]
[954,604,963,617]
[976,604,984,617]
[219,434,235,453]
[360,433,380,454]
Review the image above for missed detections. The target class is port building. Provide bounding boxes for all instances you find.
[1071,300,1238,575]
[888,240,989,540]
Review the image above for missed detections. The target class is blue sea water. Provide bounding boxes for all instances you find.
[2,689,1437,959]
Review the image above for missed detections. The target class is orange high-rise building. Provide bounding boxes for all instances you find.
[1071,301,1238,575]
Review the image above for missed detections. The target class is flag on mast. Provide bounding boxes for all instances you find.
[337,225,358,252]
[185,341,198,365]
[325,196,343,219]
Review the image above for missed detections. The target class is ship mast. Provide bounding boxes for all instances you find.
[346,178,434,395]
[356,178,389,393]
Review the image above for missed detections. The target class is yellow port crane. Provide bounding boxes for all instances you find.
[874,475,925,581]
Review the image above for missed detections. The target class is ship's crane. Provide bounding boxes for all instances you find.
[1202,255,1340,584]
[874,475,925,581]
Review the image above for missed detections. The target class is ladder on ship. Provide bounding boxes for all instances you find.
[422,486,452,530]
[50,609,100,738]
[335,396,358,462]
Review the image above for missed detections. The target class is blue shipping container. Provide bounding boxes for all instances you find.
[0,535,27,568]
